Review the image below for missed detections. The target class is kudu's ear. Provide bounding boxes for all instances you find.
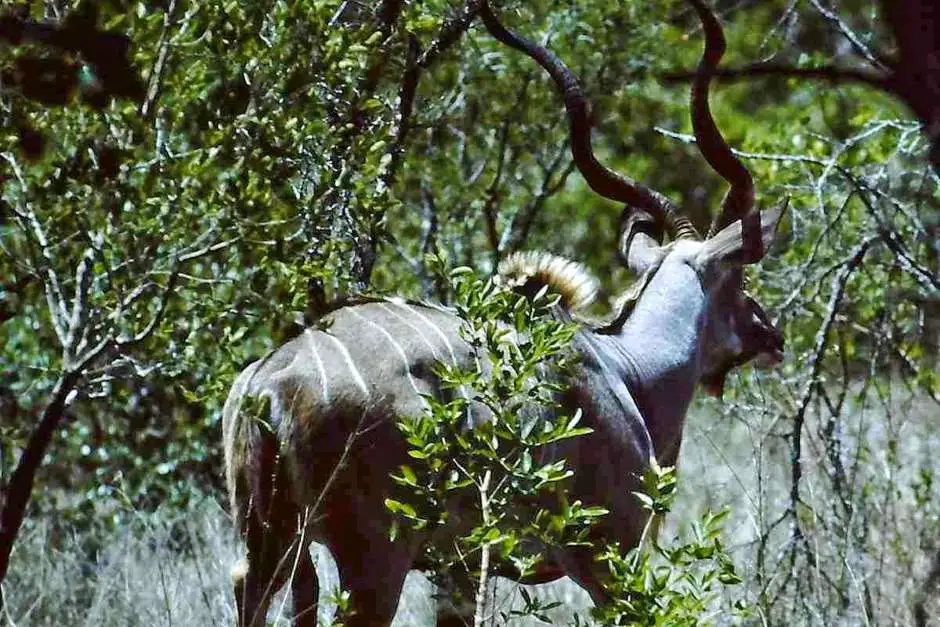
[624,232,666,274]
[696,204,785,267]
[619,209,667,274]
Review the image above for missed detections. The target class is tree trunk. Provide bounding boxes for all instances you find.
[0,372,77,616]
[880,0,940,174]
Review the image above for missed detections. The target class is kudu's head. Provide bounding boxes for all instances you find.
[481,0,784,398]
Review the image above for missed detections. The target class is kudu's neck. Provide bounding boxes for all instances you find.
[594,261,709,462]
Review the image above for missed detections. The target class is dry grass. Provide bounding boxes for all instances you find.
[674,384,940,626]
[2,495,594,626]
[3,388,937,625]
[3,499,236,626]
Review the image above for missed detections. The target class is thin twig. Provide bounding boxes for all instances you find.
[473,469,492,627]
[807,0,888,70]
[787,236,877,574]
[141,0,180,119]
[418,0,484,69]
[63,250,94,361]
[381,34,422,193]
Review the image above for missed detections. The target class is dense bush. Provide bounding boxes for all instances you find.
[1,0,936,624]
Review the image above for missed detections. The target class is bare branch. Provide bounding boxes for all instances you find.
[501,145,577,253]
[119,265,180,348]
[62,250,94,360]
[2,156,69,343]
[662,62,892,94]
[756,0,798,59]
[787,236,877,560]
[473,469,492,627]
[483,90,522,265]
[120,281,158,311]
[178,237,241,263]
[774,194,853,320]
[140,0,181,120]
[807,0,889,70]
[417,0,484,69]
[380,33,422,194]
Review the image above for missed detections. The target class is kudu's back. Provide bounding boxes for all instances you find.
[223,298,477,527]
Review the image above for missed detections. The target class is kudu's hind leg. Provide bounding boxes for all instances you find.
[233,513,281,627]
[290,548,319,626]
[324,516,413,626]
[434,569,477,627]
[233,509,319,627]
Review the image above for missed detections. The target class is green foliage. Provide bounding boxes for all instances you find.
[387,254,594,588]
[387,260,747,625]
[592,461,746,626]
[1,0,937,624]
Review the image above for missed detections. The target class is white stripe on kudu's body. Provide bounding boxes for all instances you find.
[397,300,459,366]
[303,329,330,403]
[324,333,370,398]
[379,302,444,362]
[223,2,787,626]
[347,308,424,397]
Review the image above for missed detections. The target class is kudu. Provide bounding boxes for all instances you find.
[223,1,786,625]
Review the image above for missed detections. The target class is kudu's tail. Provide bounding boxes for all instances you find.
[222,360,272,531]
